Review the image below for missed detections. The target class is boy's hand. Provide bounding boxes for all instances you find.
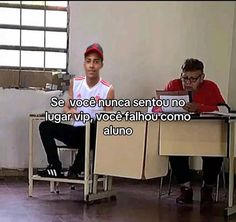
[183,102,199,112]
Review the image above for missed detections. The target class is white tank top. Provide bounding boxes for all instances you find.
[72,76,112,126]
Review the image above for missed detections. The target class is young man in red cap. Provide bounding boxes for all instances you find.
[38,43,115,178]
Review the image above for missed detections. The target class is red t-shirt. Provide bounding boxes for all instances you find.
[163,79,225,113]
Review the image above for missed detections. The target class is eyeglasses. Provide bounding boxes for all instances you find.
[180,74,202,83]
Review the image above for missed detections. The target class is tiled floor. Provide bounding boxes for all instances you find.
[0,177,235,222]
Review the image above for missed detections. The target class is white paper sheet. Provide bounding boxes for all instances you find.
[160,95,189,113]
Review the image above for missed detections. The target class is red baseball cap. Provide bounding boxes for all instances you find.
[84,43,103,61]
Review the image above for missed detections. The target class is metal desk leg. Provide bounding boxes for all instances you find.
[92,174,98,194]
[28,117,33,197]
[85,122,116,203]
[225,120,236,216]
[103,176,112,191]
[107,176,113,191]
[50,181,55,193]
[84,122,91,202]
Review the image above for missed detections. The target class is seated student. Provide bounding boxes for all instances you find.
[161,58,225,204]
[38,43,115,178]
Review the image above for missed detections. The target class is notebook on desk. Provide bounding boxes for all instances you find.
[155,90,191,113]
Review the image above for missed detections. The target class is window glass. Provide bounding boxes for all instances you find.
[46,11,67,28]
[0,50,19,66]
[0,8,20,25]
[45,52,66,69]
[21,1,45,6]
[46,31,67,48]
[22,9,44,27]
[22,30,44,47]
[0,29,20,46]
[0,1,68,71]
[21,51,44,67]
[46,1,68,7]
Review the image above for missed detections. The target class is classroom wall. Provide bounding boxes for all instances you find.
[0,1,235,168]
[229,3,236,110]
[0,89,65,168]
[68,1,234,111]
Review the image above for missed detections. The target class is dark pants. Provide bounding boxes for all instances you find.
[169,156,223,185]
[39,120,97,173]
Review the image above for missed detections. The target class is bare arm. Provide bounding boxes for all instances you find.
[104,85,115,111]
[63,79,76,114]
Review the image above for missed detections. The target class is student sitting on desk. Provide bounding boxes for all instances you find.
[160,58,225,204]
[38,43,115,178]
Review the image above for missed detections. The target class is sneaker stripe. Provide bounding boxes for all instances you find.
[53,169,57,177]
[50,169,54,176]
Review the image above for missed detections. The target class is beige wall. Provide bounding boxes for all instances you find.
[0,89,65,168]
[68,1,234,111]
[0,2,235,169]
[229,3,236,110]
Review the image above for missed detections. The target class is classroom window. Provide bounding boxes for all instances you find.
[0,1,69,71]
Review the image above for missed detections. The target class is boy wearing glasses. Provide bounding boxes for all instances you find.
[165,58,225,204]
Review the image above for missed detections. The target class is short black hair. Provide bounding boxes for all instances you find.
[181,58,204,73]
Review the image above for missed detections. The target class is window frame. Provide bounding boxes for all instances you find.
[0,1,69,72]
